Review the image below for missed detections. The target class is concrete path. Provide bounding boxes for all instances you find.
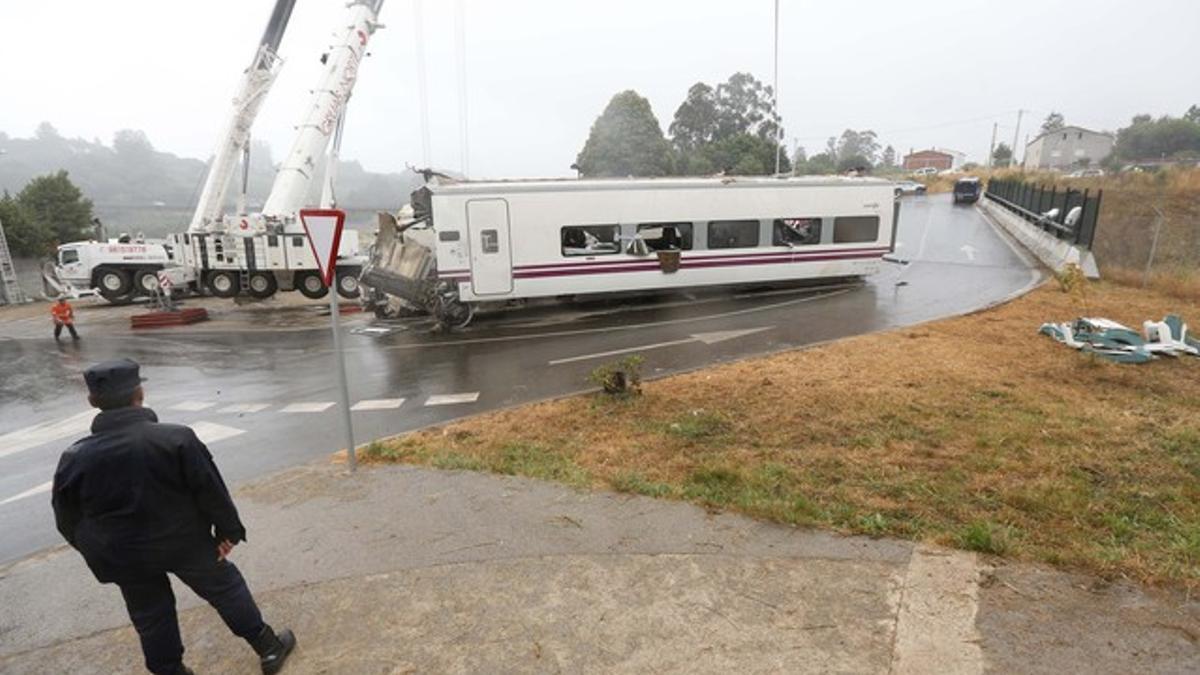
[2,463,1196,674]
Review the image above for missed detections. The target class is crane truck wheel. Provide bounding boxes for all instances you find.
[295,271,329,299]
[95,268,132,298]
[246,272,278,299]
[133,269,161,296]
[335,269,361,299]
[206,271,240,298]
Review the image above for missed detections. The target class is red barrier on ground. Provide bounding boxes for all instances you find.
[130,308,210,329]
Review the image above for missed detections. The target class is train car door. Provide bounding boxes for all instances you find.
[466,199,513,295]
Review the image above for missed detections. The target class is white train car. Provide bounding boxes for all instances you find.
[362,176,899,325]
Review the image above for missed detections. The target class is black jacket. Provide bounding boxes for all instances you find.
[51,407,246,583]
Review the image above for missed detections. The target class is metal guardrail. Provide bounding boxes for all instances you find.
[985,178,1101,249]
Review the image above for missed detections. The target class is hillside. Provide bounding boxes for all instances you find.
[0,125,422,236]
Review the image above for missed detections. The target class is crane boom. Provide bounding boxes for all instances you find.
[261,0,385,228]
[188,0,298,234]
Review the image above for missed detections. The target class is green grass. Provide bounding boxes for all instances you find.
[959,521,1012,555]
[664,410,731,441]
[491,442,591,488]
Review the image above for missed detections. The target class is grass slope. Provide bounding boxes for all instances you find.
[363,282,1200,587]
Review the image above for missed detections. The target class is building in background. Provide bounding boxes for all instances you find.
[1023,126,1114,171]
[902,148,965,171]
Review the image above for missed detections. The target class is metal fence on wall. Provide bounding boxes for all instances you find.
[985,178,1102,249]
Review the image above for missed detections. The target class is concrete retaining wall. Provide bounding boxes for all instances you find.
[0,257,50,305]
[978,198,1100,278]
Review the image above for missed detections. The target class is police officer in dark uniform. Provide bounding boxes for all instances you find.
[51,359,296,675]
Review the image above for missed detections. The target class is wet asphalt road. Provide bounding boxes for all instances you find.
[0,194,1040,564]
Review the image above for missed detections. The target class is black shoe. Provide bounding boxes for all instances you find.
[249,624,296,675]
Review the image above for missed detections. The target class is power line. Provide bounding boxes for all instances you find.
[789,110,1020,144]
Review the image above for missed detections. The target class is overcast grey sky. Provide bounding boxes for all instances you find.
[2,0,1197,178]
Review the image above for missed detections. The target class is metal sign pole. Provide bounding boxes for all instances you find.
[328,280,356,470]
[301,208,356,472]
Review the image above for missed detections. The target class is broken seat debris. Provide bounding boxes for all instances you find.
[1039,314,1200,363]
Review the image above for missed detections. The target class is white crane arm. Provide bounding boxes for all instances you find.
[262,0,385,228]
[188,0,297,234]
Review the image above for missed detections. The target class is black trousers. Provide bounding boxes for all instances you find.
[53,322,79,340]
[117,559,265,674]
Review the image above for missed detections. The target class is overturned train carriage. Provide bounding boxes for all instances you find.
[361,176,900,326]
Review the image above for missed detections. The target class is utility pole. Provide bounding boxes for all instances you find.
[1010,109,1024,169]
[988,122,998,169]
[773,0,782,175]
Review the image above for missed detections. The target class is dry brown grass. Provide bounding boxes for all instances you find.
[369,282,1200,587]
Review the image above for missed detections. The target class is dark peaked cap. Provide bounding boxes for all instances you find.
[83,359,148,398]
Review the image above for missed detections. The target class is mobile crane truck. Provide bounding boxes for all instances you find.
[49,0,385,303]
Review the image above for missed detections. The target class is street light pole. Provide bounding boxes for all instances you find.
[1011,109,1024,169]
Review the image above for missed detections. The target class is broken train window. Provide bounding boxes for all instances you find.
[561,225,621,256]
[772,218,822,246]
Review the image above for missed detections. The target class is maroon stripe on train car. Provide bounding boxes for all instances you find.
[513,247,889,272]
[512,250,885,279]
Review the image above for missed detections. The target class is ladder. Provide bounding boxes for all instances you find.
[0,216,30,305]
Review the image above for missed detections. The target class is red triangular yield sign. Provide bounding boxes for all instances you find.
[299,209,346,287]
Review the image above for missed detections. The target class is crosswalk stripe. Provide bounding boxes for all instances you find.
[169,401,216,412]
[425,393,480,406]
[0,481,52,507]
[351,398,406,411]
[217,403,271,414]
[0,410,94,459]
[280,402,336,413]
[191,421,247,445]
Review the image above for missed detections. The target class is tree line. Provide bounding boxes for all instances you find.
[574,72,908,179]
[0,123,421,221]
[0,171,95,257]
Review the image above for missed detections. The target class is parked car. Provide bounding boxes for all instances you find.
[952,177,982,204]
[1064,168,1104,178]
[894,181,927,196]
[912,167,938,176]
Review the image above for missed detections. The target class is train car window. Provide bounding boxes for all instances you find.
[637,222,693,251]
[772,218,821,246]
[707,220,760,249]
[561,225,620,256]
[832,216,880,243]
[268,235,279,247]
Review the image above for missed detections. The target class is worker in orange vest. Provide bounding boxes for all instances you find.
[51,297,80,341]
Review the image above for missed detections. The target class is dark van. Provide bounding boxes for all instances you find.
[953,177,982,204]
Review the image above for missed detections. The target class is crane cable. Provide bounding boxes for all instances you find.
[412,0,432,168]
[454,0,469,178]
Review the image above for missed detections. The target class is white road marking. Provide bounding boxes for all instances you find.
[0,481,52,507]
[889,546,984,675]
[191,421,247,445]
[169,401,216,412]
[0,410,94,460]
[960,244,978,262]
[217,403,271,414]
[425,393,479,406]
[351,398,406,411]
[548,327,772,365]
[280,402,336,413]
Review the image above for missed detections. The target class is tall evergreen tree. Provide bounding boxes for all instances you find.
[575,91,672,177]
